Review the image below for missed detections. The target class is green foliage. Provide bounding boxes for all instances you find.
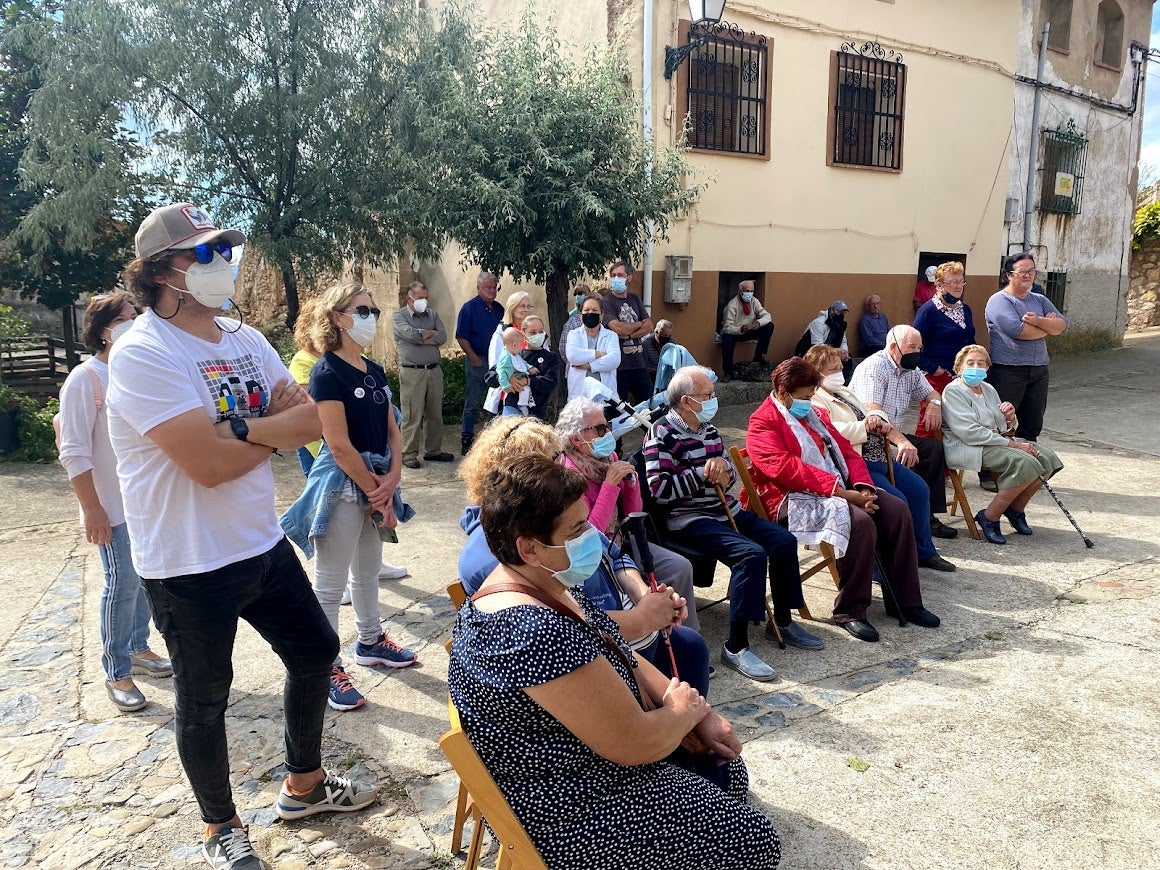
[10,0,477,326]
[0,303,31,340]
[0,384,57,462]
[438,11,700,341]
[1133,200,1160,249]
[255,322,298,365]
[1046,328,1120,355]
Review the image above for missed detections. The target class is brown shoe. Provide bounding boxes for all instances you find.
[402,458,421,469]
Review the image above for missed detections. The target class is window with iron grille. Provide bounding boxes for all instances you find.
[828,43,906,171]
[1044,271,1067,311]
[685,25,768,157]
[1040,123,1087,215]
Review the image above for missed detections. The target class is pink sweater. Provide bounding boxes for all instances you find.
[562,452,643,532]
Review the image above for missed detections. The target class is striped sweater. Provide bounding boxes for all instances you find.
[644,410,739,530]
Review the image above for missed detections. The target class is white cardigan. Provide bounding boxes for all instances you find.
[565,325,621,400]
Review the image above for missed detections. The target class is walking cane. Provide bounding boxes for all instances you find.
[1040,476,1095,548]
[711,480,785,649]
[621,512,680,679]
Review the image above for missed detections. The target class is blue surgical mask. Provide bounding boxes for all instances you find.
[692,396,718,424]
[589,432,616,458]
[788,399,813,419]
[961,367,987,386]
[573,294,585,307]
[540,525,603,587]
[740,292,754,303]
[609,276,628,295]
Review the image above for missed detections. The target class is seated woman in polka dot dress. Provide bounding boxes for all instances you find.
[448,453,781,870]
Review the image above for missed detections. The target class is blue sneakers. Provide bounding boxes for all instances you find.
[327,666,365,711]
[354,632,417,669]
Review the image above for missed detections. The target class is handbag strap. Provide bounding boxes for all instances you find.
[470,580,656,711]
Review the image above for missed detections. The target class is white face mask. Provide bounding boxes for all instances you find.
[172,254,235,309]
[824,372,844,388]
[106,320,134,346]
[411,297,428,314]
[345,313,378,347]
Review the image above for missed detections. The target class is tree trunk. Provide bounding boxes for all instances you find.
[282,261,300,330]
[61,305,78,369]
[545,259,571,352]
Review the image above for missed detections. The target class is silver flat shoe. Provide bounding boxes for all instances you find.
[131,653,173,677]
[106,681,147,712]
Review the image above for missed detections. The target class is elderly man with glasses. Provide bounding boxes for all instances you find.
[643,366,821,682]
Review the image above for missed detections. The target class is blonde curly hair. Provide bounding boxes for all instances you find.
[459,416,562,505]
[934,261,965,284]
[304,282,371,355]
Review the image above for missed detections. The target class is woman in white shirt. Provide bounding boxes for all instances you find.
[57,293,171,713]
[566,294,621,400]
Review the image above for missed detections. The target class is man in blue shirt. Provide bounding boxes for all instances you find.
[858,295,890,356]
[454,271,504,454]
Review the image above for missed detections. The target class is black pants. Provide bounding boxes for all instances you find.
[616,366,654,404]
[142,538,339,824]
[987,363,1050,441]
[721,322,774,374]
[905,433,949,514]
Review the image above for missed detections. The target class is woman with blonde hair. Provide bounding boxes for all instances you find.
[58,292,171,712]
[483,290,534,414]
[942,344,1063,544]
[280,282,416,712]
[913,261,975,439]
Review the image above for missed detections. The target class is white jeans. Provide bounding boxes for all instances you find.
[312,498,383,664]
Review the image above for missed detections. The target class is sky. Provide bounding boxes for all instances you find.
[1140,5,1160,174]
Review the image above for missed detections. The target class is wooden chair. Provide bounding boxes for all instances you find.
[447,581,468,609]
[729,446,843,617]
[929,430,981,540]
[444,583,484,866]
[440,699,547,870]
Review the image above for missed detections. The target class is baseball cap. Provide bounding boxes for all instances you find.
[831,300,849,311]
[925,265,937,282]
[134,203,247,258]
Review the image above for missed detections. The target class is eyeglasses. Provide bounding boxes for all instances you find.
[343,305,381,319]
[582,423,611,437]
[1012,269,1036,278]
[362,374,387,405]
[938,280,966,288]
[689,392,716,401]
[192,241,234,264]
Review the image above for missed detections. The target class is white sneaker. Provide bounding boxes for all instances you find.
[340,586,352,606]
[721,645,778,682]
[378,562,407,580]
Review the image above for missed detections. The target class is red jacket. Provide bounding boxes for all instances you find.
[743,397,873,517]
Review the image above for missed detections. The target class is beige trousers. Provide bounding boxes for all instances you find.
[399,364,445,460]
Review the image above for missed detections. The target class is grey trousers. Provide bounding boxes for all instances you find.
[399,364,445,460]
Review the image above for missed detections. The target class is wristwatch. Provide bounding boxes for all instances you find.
[229,416,250,442]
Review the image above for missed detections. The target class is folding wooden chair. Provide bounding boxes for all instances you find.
[441,699,547,870]
[447,581,468,609]
[929,430,981,539]
[728,446,841,618]
[444,583,483,865]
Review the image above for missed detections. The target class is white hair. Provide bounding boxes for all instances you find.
[886,325,919,349]
[667,365,709,407]
[655,319,673,333]
[555,397,605,440]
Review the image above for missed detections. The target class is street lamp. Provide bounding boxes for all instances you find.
[664,0,727,79]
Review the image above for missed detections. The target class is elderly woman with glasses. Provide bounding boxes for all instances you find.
[555,397,700,633]
[449,453,781,870]
[912,261,975,439]
[942,344,1063,545]
[280,282,416,713]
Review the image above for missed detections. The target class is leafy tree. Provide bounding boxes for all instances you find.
[10,0,476,327]
[443,12,700,344]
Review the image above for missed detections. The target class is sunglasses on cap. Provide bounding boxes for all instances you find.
[343,305,381,319]
[191,240,235,264]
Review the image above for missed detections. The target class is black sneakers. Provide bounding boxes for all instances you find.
[202,826,261,870]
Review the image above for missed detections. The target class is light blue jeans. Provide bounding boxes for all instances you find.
[98,523,153,681]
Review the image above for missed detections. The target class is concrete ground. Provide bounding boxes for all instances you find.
[1,331,1158,869]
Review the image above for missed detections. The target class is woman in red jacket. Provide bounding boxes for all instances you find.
[744,358,940,642]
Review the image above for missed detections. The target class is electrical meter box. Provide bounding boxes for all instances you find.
[665,255,693,304]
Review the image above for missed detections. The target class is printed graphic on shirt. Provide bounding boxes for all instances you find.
[612,301,639,327]
[197,354,270,420]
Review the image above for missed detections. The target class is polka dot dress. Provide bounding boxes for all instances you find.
[448,589,781,870]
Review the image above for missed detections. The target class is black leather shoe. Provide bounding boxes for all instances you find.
[424,452,455,462]
[1004,508,1033,535]
[903,606,940,628]
[460,437,473,457]
[839,619,880,642]
[930,516,958,539]
[919,555,957,572]
[975,510,1007,545]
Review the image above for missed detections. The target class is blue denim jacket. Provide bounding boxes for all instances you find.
[280,445,415,559]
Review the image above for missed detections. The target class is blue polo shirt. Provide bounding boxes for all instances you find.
[455,295,505,359]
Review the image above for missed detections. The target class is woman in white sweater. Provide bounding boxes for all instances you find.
[565,294,621,400]
[941,344,1063,544]
[57,293,171,712]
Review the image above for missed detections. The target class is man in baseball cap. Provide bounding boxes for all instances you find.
[107,206,378,868]
[799,300,852,381]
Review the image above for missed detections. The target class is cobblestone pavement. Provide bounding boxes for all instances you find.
[2,332,1159,869]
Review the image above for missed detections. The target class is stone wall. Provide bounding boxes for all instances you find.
[1128,235,1160,332]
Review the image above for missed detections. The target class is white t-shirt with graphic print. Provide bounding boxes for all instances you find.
[107,310,293,579]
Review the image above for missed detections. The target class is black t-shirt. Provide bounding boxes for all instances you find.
[308,352,392,455]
